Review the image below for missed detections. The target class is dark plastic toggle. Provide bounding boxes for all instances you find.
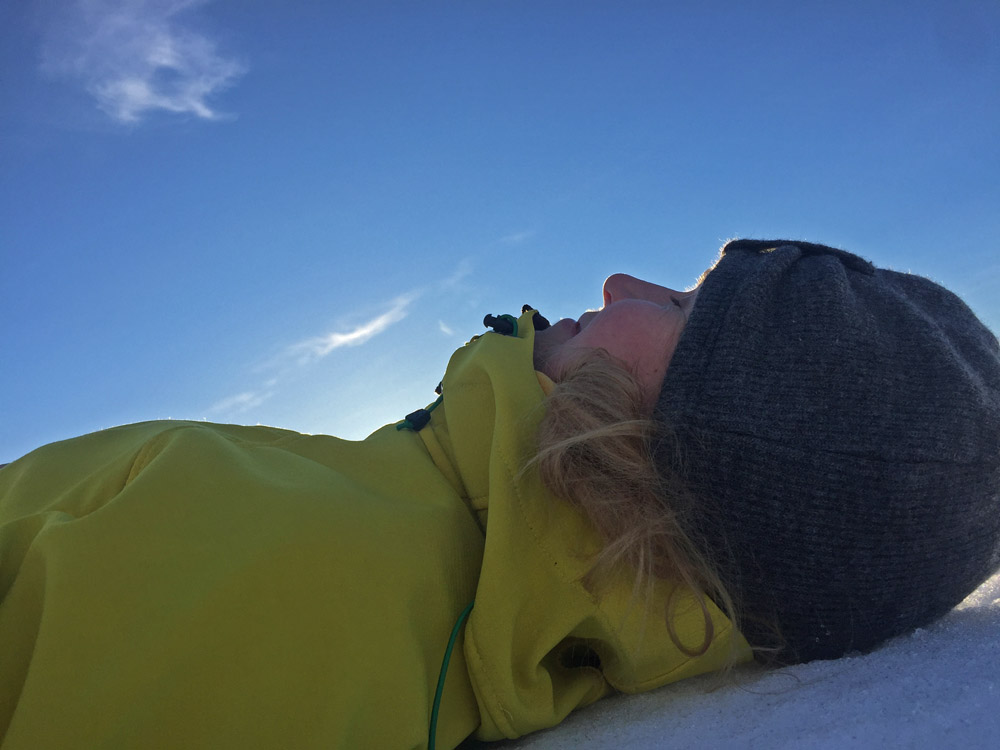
[403,409,432,431]
[483,314,517,336]
[521,304,551,331]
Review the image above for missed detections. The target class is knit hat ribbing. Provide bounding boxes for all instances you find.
[655,239,1000,663]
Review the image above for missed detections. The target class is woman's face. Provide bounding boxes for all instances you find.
[533,273,700,410]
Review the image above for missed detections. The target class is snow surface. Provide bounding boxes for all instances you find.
[466,571,1000,749]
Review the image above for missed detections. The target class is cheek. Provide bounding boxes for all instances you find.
[597,333,653,368]
[634,353,672,410]
[605,326,681,409]
[539,304,684,391]
[584,312,674,370]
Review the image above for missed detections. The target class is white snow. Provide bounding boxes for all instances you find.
[469,571,1000,749]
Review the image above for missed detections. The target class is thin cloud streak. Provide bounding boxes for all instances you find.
[208,389,272,416]
[41,0,245,124]
[209,291,420,420]
[498,230,536,245]
[284,293,416,366]
[439,258,473,289]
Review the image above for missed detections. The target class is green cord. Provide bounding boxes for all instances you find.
[428,600,474,750]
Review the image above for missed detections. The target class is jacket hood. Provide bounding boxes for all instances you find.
[419,310,752,740]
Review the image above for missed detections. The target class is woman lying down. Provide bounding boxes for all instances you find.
[1,239,998,749]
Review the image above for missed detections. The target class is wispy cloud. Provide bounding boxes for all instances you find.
[283,293,417,366]
[498,230,536,245]
[209,293,417,419]
[438,320,454,336]
[41,0,245,124]
[440,258,474,289]
[208,389,273,416]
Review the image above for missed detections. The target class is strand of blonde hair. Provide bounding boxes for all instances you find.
[531,348,741,660]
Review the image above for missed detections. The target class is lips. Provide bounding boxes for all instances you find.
[541,317,580,344]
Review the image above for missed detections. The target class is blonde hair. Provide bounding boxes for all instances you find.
[533,348,739,659]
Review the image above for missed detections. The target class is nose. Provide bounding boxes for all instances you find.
[602,273,680,307]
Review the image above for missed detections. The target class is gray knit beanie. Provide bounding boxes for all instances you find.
[655,239,1000,664]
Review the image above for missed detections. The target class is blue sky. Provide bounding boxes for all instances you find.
[2,0,998,462]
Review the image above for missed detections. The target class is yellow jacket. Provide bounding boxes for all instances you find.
[0,310,750,749]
